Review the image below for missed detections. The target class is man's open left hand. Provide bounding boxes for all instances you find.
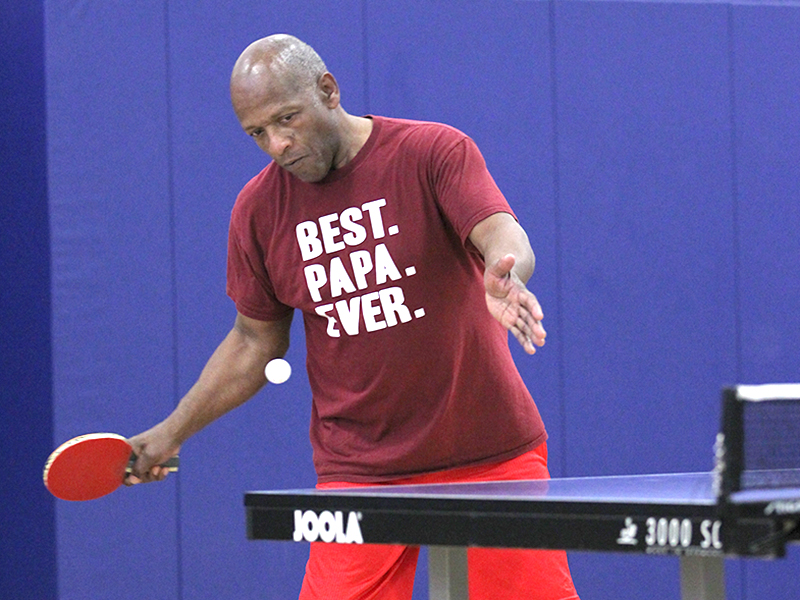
[484,253,546,354]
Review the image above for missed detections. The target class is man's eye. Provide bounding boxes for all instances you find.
[280,113,296,124]
[250,129,264,138]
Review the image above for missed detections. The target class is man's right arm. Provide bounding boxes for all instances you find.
[126,310,293,483]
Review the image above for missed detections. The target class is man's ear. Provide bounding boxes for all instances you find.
[318,72,341,108]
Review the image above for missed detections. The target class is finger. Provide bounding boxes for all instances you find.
[487,253,516,279]
[513,312,547,350]
[516,289,544,322]
[507,319,535,354]
[516,320,545,348]
[514,315,533,341]
[129,456,150,481]
[528,317,546,344]
[514,328,536,355]
[484,272,512,300]
[514,304,546,340]
[151,466,170,481]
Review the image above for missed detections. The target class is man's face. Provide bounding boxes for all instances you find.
[232,72,341,183]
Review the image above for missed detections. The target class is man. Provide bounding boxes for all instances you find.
[128,34,579,600]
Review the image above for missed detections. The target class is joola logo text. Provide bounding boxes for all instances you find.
[293,510,364,544]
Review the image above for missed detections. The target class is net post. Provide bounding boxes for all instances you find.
[715,386,744,500]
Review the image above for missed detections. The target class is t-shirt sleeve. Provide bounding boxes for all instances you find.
[226,216,293,321]
[429,133,516,245]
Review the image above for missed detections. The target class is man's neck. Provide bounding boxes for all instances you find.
[333,114,373,170]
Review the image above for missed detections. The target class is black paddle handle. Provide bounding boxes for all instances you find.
[126,454,180,474]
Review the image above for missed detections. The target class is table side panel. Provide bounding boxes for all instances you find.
[244,492,784,557]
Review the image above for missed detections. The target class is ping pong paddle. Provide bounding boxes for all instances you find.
[43,433,179,501]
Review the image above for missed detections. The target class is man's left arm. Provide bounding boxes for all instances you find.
[468,212,546,355]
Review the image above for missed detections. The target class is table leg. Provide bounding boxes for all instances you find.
[680,556,725,600]
[428,546,469,600]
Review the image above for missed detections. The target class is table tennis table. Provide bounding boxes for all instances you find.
[245,471,800,600]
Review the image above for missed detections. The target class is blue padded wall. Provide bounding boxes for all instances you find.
[731,6,800,599]
[46,3,179,599]
[39,1,800,599]
[0,2,56,598]
[554,1,737,478]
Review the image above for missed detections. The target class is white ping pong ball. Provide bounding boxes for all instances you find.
[265,358,291,384]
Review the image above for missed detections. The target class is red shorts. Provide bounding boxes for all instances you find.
[298,442,580,600]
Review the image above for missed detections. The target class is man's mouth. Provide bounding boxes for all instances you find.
[283,156,304,168]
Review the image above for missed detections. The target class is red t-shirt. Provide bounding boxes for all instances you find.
[227,116,546,482]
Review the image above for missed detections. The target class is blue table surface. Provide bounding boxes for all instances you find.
[253,471,800,507]
[254,472,721,505]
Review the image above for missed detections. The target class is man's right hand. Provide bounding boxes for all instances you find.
[125,424,182,485]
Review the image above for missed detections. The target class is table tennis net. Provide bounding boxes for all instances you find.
[714,384,800,498]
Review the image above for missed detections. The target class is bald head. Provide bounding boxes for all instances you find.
[231,34,327,97]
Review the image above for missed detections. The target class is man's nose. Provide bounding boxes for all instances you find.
[268,132,292,157]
